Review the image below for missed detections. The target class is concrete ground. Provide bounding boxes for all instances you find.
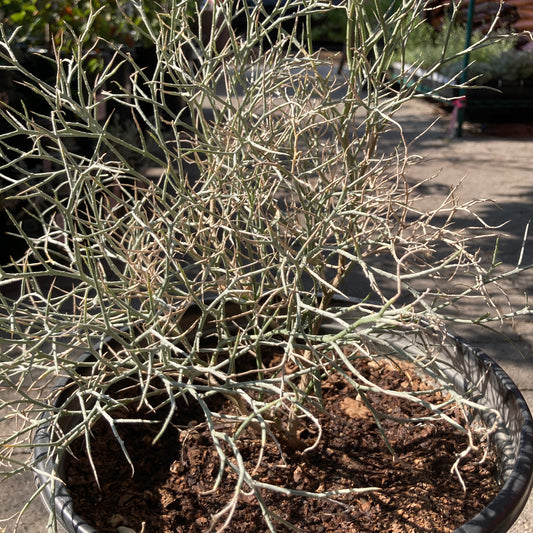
[1,92,533,531]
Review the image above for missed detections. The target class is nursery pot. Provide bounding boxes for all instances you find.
[33,298,533,533]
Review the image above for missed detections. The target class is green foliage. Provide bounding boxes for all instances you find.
[471,47,533,82]
[309,1,404,49]
[0,0,167,49]
[398,17,531,82]
[310,8,347,45]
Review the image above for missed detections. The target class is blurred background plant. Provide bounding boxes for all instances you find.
[396,14,533,83]
[0,0,168,50]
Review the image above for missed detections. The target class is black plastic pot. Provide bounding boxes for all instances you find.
[449,335,533,533]
[463,80,533,123]
[390,63,533,124]
[34,299,533,532]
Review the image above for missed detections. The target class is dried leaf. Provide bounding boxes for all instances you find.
[293,465,304,483]
[341,396,372,418]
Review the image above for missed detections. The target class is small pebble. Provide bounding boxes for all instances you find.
[109,515,123,528]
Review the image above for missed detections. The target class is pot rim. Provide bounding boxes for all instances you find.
[448,335,533,533]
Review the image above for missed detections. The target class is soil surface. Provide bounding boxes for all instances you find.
[65,357,499,533]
